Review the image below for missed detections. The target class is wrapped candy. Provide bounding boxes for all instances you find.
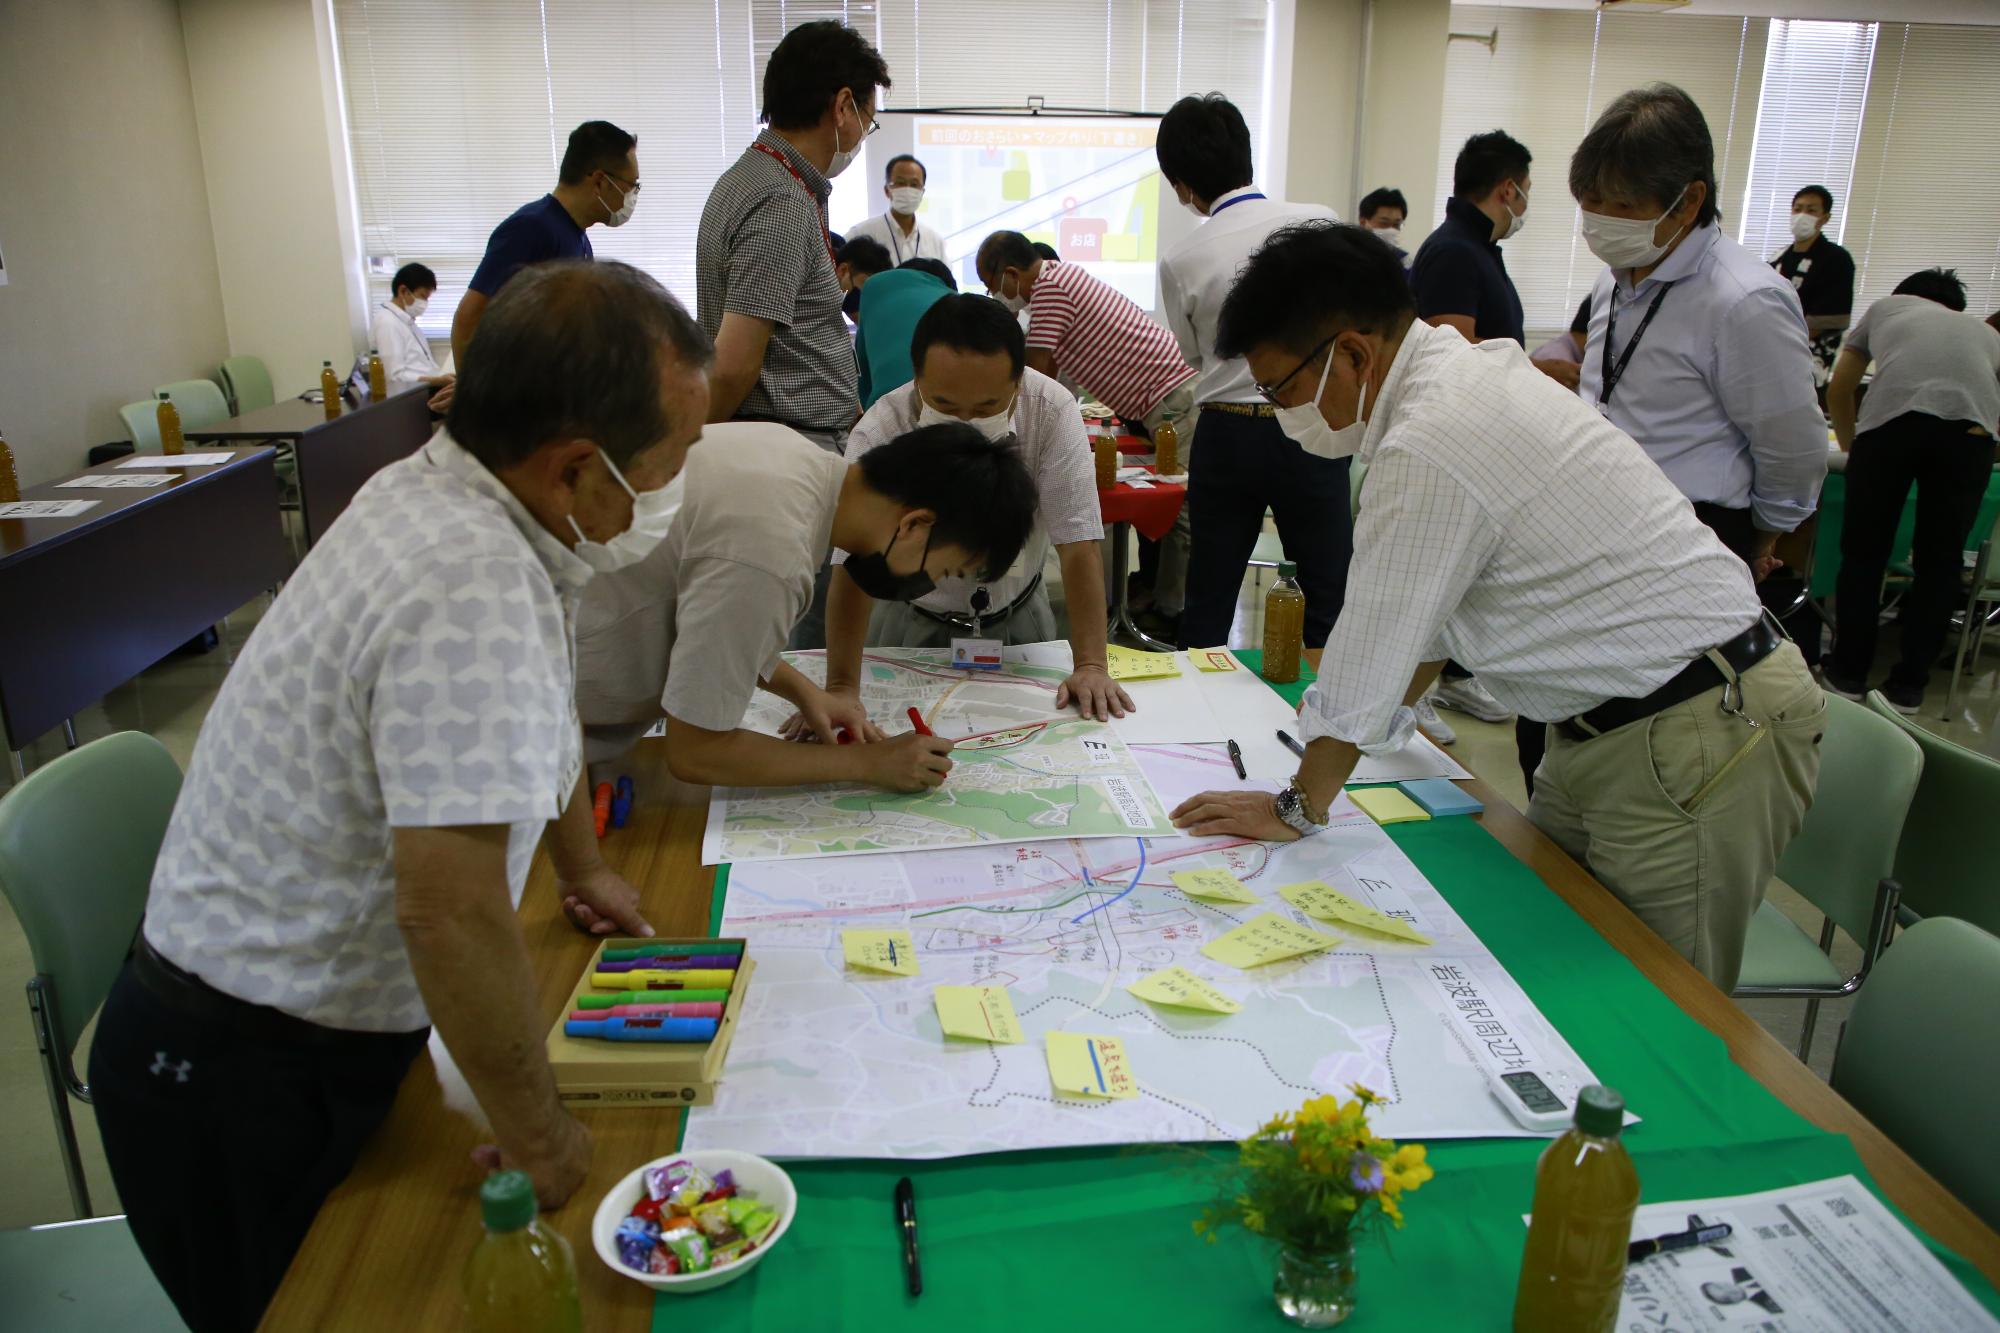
[727,1197,779,1244]
[630,1195,665,1224]
[664,1231,711,1274]
[623,1163,781,1276]
[615,1218,660,1274]
[644,1159,715,1209]
[647,1247,676,1276]
[690,1199,741,1242]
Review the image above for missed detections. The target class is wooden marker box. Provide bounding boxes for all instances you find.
[545,936,753,1108]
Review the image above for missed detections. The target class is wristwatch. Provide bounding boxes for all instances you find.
[1273,778,1328,837]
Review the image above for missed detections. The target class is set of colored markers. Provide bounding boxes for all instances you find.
[562,939,745,1043]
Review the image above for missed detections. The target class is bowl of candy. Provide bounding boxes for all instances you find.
[592,1151,795,1294]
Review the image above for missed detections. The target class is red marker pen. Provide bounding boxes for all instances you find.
[907,707,933,737]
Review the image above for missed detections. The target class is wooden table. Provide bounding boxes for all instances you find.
[0,447,286,776]
[262,748,2000,1329]
[182,395,339,444]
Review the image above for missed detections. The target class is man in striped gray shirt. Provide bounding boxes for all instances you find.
[697,19,890,646]
[1171,222,1824,991]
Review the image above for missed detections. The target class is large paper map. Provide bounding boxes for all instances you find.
[700,650,1175,865]
[683,744,1604,1159]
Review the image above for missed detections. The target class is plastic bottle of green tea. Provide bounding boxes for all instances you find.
[463,1170,582,1333]
[1512,1085,1640,1332]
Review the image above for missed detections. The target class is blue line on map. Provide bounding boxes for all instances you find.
[1069,838,1146,925]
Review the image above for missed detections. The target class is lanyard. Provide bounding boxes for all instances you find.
[1599,281,1675,407]
[751,141,837,268]
[1208,191,1266,217]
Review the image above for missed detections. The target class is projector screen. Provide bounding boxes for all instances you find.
[832,112,1198,316]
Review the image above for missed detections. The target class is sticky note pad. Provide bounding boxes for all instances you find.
[1171,868,1259,904]
[1201,912,1341,969]
[1127,965,1242,1014]
[1347,787,1431,826]
[842,929,919,976]
[1399,778,1483,817]
[1279,881,1433,945]
[934,986,1024,1044]
[1190,649,1239,672]
[1046,1032,1138,1099]
[1105,645,1182,680]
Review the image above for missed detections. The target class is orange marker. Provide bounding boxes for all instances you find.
[593,781,612,838]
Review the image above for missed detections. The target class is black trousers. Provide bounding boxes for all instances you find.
[1178,409,1352,651]
[88,952,428,1333]
[1830,412,1996,692]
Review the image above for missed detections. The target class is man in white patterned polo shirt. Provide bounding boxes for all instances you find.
[88,261,712,1333]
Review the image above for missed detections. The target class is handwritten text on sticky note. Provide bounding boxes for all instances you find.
[1200,913,1342,969]
[842,929,920,975]
[934,986,1024,1044]
[1046,1032,1138,1098]
[1171,868,1259,904]
[1127,965,1242,1014]
[1279,881,1432,945]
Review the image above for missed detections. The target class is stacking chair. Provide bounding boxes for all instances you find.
[1733,695,1922,1063]
[115,401,162,455]
[217,354,274,416]
[1945,508,2000,716]
[0,1215,185,1329]
[152,379,230,433]
[1830,917,2000,1231]
[1864,692,2000,937]
[0,733,183,1217]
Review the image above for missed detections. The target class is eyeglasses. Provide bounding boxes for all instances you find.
[1253,333,1337,407]
[602,170,642,195]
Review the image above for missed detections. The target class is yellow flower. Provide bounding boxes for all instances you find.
[1380,1192,1404,1228]
[1382,1143,1433,1197]
[1296,1094,1344,1125]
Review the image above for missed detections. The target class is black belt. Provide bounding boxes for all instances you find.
[1199,401,1278,418]
[1557,612,1783,744]
[131,932,425,1051]
[912,573,1044,631]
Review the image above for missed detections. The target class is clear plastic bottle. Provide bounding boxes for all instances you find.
[1513,1085,1641,1333]
[156,392,185,456]
[321,360,342,420]
[1154,416,1179,478]
[1092,423,1117,490]
[0,426,20,503]
[462,1170,582,1333]
[1262,560,1305,684]
[367,348,387,400]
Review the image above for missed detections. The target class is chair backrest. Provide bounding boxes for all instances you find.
[218,355,275,415]
[154,379,230,431]
[116,400,162,455]
[1773,694,1922,945]
[0,733,182,1062]
[1865,692,2000,935]
[1831,917,2000,1231]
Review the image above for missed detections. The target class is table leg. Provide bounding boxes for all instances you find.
[7,749,24,784]
[1105,520,1174,652]
[62,719,78,750]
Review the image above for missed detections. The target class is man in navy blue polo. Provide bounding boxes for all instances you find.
[451,120,639,366]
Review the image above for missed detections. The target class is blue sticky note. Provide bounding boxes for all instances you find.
[1399,778,1482,817]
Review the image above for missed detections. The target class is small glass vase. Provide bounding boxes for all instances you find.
[1273,1233,1358,1327]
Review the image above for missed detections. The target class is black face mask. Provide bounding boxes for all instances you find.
[845,526,936,602]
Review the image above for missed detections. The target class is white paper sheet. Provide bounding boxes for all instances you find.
[0,499,98,519]
[1189,658,1471,785]
[117,452,232,468]
[56,473,174,489]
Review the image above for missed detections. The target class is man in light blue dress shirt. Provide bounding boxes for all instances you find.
[1570,84,1825,586]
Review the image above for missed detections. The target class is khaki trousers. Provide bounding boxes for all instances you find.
[1528,641,1826,992]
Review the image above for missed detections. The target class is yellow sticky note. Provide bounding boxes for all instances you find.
[1105,645,1183,680]
[842,929,920,975]
[1045,1032,1138,1099]
[1190,649,1239,672]
[1171,868,1259,904]
[1279,881,1433,946]
[934,986,1024,1044]
[1127,965,1242,1014]
[1348,787,1432,826]
[1200,912,1342,969]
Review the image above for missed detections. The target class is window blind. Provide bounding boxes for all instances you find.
[1736,20,1875,266]
[1433,5,1765,336]
[332,0,1270,337]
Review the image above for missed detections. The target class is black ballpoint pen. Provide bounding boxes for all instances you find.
[1628,1219,1732,1264]
[895,1175,922,1296]
[1276,729,1306,758]
[1227,738,1247,779]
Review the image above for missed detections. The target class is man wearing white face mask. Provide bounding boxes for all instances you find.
[1770,184,1856,380]
[1167,222,1823,994]
[823,294,1131,721]
[847,154,947,264]
[86,262,709,1330]
[1356,187,1409,267]
[451,120,636,369]
[369,262,456,410]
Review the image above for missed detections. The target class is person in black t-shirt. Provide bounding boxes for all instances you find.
[1771,184,1855,380]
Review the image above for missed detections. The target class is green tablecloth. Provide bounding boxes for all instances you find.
[1810,467,2000,598]
[664,653,1999,1328]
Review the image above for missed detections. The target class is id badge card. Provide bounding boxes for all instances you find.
[950,637,1003,670]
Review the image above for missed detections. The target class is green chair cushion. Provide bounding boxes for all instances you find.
[1736,898,1845,990]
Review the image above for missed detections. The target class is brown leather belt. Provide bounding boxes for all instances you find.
[1199,401,1277,418]
[1557,612,1784,743]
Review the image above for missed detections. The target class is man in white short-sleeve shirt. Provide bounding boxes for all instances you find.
[88,261,710,1332]
[844,152,947,264]
[826,293,1131,721]
[572,419,1040,788]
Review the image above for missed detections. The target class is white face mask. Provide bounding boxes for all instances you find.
[597,176,636,228]
[917,391,1016,442]
[1791,211,1820,241]
[1579,186,1690,271]
[827,96,861,178]
[890,186,924,215]
[993,273,1028,314]
[1373,227,1402,249]
[406,296,429,321]
[1499,182,1528,241]
[1275,345,1369,461]
[566,450,683,573]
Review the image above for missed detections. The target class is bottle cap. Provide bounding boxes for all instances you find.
[323,359,334,367]
[370,347,380,355]
[1277,560,1298,578]
[158,391,170,399]
[479,1169,537,1232]
[1574,1084,1624,1136]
